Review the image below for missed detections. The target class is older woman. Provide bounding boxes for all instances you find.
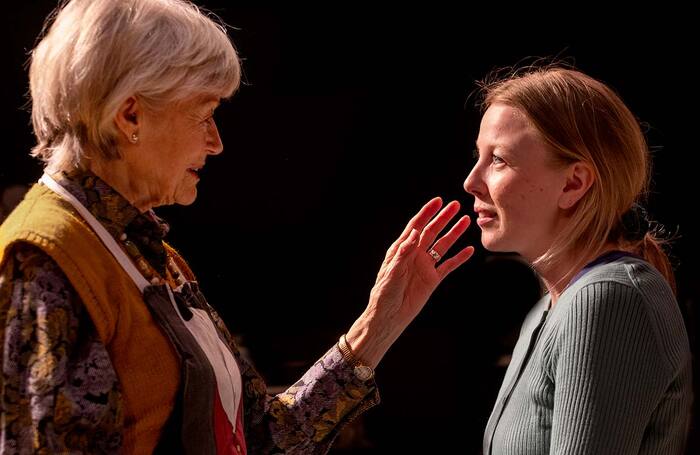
[468,66,692,454]
[0,1,473,453]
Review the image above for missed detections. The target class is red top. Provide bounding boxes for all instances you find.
[214,385,247,455]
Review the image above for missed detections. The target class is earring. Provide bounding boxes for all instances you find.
[130,132,139,143]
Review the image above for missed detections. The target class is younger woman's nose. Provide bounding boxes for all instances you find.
[464,166,484,197]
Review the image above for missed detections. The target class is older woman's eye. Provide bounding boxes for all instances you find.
[201,114,215,126]
[492,154,505,165]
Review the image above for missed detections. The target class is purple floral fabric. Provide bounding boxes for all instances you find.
[0,243,122,453]
[0,169,380,454]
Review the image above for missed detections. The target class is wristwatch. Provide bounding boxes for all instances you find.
[338,334,375,381]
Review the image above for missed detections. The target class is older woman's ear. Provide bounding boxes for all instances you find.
[558,161,594,210]
[114,96,141,144]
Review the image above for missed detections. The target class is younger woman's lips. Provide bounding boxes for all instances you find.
[476,215,495,227]
[475,209,497,227]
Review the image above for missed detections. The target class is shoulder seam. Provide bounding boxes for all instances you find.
[567,278,674,374]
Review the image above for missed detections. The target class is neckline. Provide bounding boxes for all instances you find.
[568,250,637,289]
[54,169,170,275]
[546,250,638,308]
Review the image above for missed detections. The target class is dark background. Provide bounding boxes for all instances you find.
[2,4,698,454]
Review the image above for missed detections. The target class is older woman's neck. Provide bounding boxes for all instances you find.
[85,159,156,213]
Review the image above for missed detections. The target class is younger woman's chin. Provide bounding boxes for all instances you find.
[480,238,516,255]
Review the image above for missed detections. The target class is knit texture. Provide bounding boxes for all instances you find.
[0,183,180,454]
[484,257,692,455]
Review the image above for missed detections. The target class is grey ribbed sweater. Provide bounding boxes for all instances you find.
[484,256,692,455]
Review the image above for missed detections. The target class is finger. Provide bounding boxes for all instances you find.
[427,215,471,259]
[396,228,420,259]
[436,246,475,279]
[376,227,419,283]
[417,200,461,251]
[401,197,443,241]
[385,197,442,261]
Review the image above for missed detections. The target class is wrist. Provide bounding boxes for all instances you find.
[338,334,375,381]
[345,310,401,369]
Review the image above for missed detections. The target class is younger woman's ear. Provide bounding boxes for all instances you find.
[114,96,140,140]
[559,161,595,209]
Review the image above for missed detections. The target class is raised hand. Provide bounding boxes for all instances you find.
[346,197,474,367]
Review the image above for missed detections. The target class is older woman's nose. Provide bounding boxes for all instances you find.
[207,121,223,155]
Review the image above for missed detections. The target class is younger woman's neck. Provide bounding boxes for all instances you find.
[535,244,620,306]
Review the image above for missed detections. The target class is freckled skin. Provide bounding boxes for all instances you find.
[464,104,570,261]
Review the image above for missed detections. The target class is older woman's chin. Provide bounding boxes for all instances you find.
[177,194,198,206]
[172,189,198,206]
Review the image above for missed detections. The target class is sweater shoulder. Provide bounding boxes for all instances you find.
[553,257,689,372]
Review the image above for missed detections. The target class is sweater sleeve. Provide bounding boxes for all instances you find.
[550,280,672,454]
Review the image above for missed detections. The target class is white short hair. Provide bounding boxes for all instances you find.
[29,0,241,172]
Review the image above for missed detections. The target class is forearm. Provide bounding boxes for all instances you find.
[345,305,402,369]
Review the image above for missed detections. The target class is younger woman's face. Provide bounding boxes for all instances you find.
[464,103,570,261]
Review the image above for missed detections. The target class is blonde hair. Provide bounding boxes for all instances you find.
[29,0,241,173]
[478,65,675,291]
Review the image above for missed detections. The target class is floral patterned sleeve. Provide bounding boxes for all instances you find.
[0,243,122,454]
[261,345,380,454]
[202,299,380,454]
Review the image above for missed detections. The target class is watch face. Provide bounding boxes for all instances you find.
[354,365,374,381]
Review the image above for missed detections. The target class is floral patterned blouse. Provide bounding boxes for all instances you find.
[0,170,379,454]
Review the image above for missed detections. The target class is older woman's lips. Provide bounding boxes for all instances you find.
[187,168,201,180]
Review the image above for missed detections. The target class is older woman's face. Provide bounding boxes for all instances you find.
[129,95,223,207]
[464,104,568,261]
